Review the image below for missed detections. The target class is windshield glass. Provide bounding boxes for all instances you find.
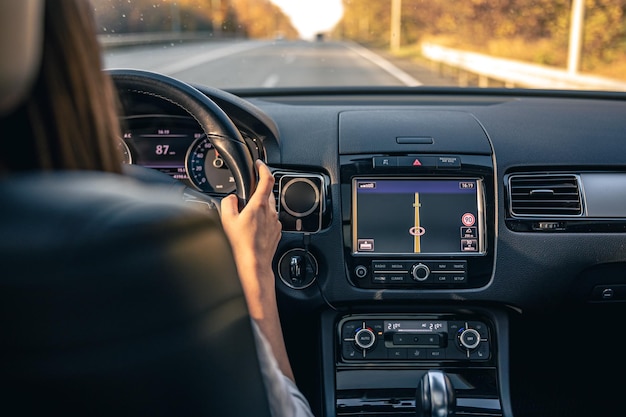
[93,0,626,91]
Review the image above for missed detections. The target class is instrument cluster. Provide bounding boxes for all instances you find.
[119,115,264,194]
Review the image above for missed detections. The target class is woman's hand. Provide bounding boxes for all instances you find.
[220,160,295,381]
[220,159,282,320]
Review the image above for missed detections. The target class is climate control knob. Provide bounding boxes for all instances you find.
[411,263,431,281]
[458,328,481,350]
[354,327,376,349]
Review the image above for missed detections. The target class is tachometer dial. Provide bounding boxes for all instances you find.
[186,136,236,193]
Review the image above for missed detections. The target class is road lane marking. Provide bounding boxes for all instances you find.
[156,41,268,75]
[345,42,423,86]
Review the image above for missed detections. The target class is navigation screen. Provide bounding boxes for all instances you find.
[352,178,484,255]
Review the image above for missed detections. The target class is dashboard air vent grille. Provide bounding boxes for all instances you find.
[509,174,582,216]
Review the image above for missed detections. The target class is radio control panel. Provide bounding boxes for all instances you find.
[353,259,468,286]
[338,315,490,363]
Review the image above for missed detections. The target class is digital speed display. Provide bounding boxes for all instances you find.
[352,177,485,255]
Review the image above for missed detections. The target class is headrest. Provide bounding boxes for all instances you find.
[0,0,45,115]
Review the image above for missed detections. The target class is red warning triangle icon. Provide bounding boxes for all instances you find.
[412,159,422,166]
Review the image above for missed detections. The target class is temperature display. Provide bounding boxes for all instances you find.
[384,320,448,333]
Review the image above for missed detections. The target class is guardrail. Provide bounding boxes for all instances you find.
[421,42,626,91]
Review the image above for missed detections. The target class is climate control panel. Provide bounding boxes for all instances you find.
[338,315,490,362]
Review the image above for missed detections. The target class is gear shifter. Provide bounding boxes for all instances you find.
[416,370,455,417]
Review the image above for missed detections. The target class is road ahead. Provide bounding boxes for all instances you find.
[103,39,456,89]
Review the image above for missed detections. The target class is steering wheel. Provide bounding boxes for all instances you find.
[108,69,257,209]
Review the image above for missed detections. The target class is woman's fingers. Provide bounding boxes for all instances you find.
[249,160,274,207]
[220,193,240,220]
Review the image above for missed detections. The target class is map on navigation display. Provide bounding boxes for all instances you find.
[352,178,482,255]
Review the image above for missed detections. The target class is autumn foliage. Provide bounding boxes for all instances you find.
[335,0,626,75]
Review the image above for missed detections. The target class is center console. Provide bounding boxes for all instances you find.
[324,150,504,416]
[316,110,507,417]
[320,309,510,417]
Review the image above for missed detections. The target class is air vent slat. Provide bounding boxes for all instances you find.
[509,174,582,216]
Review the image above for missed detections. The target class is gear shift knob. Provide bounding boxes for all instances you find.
[416,370,455,417]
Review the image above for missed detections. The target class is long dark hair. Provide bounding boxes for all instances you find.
[0,0,122,173]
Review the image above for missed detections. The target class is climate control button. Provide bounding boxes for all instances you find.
[354,327,376,349]
[458,328,481,350]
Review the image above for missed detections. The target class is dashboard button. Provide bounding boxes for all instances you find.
[388,348,407,360]
[469,342,490,360]
[354,265,368,278]
[431,273,451,283]
[342,343,361,360]
[388,274,409,283]
[397,156,437,168]
[459,328,481,350]
[451,274,467,284]
[408,348,426,359]
[373,156,397,168]
[355,328,376,349]
[448,321,464,339]
[436,156,461,168]
[372,274,388,284]
[427,349,446,359]
[467,321,489,338]
[342,321,359,339]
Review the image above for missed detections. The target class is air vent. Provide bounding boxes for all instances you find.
[509,174,582,216]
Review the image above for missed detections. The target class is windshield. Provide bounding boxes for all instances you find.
[93,0,626,91]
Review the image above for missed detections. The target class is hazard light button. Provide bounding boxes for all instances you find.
[397,156,437,168]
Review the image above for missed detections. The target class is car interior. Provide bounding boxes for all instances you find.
[4,1,626,417]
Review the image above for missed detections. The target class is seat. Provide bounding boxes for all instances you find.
[0,2,272,415]
[0,172,271,416]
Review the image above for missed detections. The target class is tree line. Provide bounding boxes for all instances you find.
[92,0,298,39]
[334,0,626,72]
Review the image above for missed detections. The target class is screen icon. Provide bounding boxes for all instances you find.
[358,239,375,251]
[461,239,478,252]
[461,213,475,227]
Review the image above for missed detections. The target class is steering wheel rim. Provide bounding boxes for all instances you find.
[108,68,257,208]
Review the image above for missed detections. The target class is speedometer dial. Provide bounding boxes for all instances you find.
[186,136,236,193]
[117,138,132,164]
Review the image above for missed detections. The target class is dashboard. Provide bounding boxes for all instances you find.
[115,78,626,417]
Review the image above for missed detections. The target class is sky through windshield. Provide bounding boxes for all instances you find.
[269,0,343,40]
